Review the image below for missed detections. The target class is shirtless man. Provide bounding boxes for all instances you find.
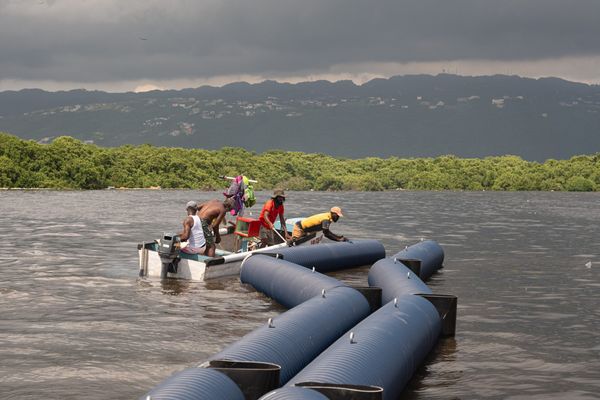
[197,198,234,256]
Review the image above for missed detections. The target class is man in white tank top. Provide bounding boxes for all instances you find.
[178,201,206,254]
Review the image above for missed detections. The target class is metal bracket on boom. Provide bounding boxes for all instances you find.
[418,293,457,337]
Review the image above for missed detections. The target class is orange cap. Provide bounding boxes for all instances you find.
[330,206,343,217]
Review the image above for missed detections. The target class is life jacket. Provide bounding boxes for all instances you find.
[298,212,333,233]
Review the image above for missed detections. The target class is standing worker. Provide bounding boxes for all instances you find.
[292,206,348,244]
[258,189,291,247]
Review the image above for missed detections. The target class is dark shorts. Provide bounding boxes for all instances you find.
[292,224,306,240]
[201,218,215,246]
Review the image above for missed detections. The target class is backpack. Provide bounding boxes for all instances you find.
[242,176,256,208]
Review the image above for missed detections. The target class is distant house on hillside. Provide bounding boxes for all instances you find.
[492,98,505,108]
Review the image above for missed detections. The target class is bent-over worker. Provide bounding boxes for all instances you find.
[292,206,348,244]
[197,198,234,257]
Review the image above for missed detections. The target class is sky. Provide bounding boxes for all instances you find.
[1,0,600,92]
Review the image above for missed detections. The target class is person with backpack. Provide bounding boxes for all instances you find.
[223,175,256,216]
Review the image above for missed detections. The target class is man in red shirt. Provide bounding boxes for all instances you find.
[259,189,291,247]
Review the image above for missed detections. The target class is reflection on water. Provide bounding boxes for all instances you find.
[158,278,194,295]
[1,190,599,399]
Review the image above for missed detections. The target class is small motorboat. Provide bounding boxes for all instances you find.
[137,216,323,281]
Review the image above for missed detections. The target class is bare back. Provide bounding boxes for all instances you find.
[198,200,226,227]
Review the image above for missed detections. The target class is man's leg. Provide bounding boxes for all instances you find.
[201,219,216,256]
[292,225,305,240]
[204,244,216,257]
[181,245,206,254]
[259,225,271,248]
[266,230,275,246]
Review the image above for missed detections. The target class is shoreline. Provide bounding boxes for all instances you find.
[2,187,597,192]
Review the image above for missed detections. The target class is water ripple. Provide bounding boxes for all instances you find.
[1,190,599,399]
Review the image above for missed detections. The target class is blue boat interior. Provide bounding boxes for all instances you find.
[144,241,229,261]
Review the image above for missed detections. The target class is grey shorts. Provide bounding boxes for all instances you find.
[259,225,274,244]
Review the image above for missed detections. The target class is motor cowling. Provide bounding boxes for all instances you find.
[158,233,181,276]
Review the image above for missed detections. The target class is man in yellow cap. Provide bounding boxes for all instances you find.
[292,206,348,244]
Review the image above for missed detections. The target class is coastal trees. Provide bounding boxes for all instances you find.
[564,176,595,191]
[0,156,20,187]
[0,132,599,191]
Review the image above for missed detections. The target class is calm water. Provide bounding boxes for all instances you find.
[1,190,599,400]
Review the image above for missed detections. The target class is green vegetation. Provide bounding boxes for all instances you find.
[1,132,599,191]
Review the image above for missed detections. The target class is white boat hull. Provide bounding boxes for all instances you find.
[138,234,323,281]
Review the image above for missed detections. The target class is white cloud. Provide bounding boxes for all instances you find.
[133,84,164,93]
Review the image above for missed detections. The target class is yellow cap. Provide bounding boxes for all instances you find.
[330,206,343,217]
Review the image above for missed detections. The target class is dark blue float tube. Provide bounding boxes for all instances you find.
[139,367,244,400]
[241,255,348,309]
[207,285,371,385]
[392,239,444,280]
[258,386,329,399]
[286,295,442,400]
[263,240,385,273]
[260,383,383,399]
[368,257,432,304]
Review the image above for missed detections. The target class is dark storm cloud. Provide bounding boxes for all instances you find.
[1,0,599,83]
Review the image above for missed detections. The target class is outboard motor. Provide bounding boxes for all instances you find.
[158,233,181,278]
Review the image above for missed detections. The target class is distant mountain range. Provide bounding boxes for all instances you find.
[1,74,599,161]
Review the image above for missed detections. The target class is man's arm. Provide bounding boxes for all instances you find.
[279,214,291,239]
[323,229,346,242]
[178,216,193,241]
[263,211,274,229]
[321,220,346,242]
[212,208,226,243]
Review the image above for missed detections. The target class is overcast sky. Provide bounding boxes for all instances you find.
[1,0,600,92]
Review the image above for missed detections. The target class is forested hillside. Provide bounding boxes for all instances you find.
[2,75,600,161]
[1,133,598,191]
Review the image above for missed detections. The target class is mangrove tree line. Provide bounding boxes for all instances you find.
[1,132,599,191]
